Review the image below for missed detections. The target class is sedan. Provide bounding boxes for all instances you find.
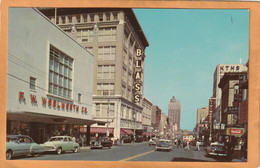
[90,137,112,149]
[6,135,44,160]
[155,139,173,152]
[43,136,80,154]
[206,142,228,157]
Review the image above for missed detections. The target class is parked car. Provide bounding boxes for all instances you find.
[205,142,228,157]
[155,139,173,152]
[6,135,44,160]
[149,138,157,145]
[43,136,80,154]
[90,137,112,149]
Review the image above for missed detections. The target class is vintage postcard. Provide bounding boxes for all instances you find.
[0,0,259,168]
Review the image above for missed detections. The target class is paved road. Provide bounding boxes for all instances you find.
[16,142,244,162]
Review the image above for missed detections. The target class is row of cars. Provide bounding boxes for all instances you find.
[6,135,80,160]
[6,135,114,160]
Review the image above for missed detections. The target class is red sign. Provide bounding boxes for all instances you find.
[208,98,214,126]
[230,129,243,135]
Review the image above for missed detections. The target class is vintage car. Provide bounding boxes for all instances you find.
[90,137,113,149]
[155,139,173,152]
[205,142,228,157]
[6,135,44,160]
[43,136,80,154]
[149,138,157,146]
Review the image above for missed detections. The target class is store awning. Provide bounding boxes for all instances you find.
[120,129,133,135]
[90,127,114,134]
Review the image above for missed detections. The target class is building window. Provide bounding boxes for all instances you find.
[68,16,72,23]
[97,65,115,79]
[61,16,65,24]
[97,83,114,96]
[98,13,103,21]
[78,93,82,103]
[96,103,101,117]
[98,46,116,61]
[49,45,73,99]
[113,12,118,20]
[77,29,93,42]
[83,14,88,22]
[98,27,116,42]
[30,77,36,90]
[76,15,81,23]
[105,13,110,21]
[90,14,94,22]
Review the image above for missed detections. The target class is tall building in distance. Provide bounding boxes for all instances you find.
[40,8,149,139]
[197,107,209,125]
[168,96,181,132]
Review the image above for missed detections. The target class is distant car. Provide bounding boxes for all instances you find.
[206,142,228,157]
[90,137,112,149]
[43,136,80,154]
[156,139,173,152]
[6,135,44,160]
[149,138,157,146]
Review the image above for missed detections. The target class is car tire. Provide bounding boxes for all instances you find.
[73,147,78,153]
[56,147,62,155]
[32,153,40,157]
[109,145,111,149]
[6,150,13,160]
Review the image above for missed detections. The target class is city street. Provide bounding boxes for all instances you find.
[16,142,243,162]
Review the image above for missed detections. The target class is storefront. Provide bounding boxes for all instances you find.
[7,8,98,145]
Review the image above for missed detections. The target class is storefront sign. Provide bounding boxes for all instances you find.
[208,98,214,126]
[226,128,244,136]
[134,48,143,103]
[18,91,88,114]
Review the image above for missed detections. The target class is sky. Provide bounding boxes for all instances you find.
[133,9,249,131]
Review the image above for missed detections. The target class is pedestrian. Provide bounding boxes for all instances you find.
[184,141,190,150]
[195,140,200,151]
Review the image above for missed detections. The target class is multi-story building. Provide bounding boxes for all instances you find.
[151,105,161,131]
[40,8,149,139]
[7,8,97,144]
[218,71,248,139]
[168,96,181,132]
[197,107,209,125]
[142,97,153,133]
[212,64,247,124]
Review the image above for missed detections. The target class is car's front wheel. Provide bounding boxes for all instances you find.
[73,147,78,153]
[32,152,40,157]
[56,147,62,155]
[6,150,13,160]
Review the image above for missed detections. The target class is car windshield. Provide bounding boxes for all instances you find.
[7,137,17,142]
[49,137,64,141]
[158,141,169,145]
